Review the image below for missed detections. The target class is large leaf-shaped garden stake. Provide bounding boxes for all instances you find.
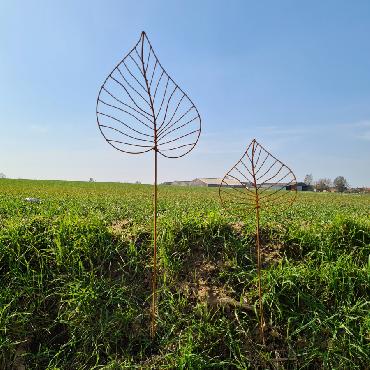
[96,32,201,336]
[219,139,296,343]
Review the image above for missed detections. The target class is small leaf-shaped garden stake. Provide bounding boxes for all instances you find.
[219,139,297,343]
[96,32,201,337]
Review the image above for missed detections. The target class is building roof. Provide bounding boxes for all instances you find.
[196,178,242,186]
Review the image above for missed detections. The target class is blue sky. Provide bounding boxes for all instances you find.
[1,0,369,186]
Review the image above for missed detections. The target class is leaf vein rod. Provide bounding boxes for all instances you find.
[257,163,285,187]
[97,111,153,138]
[157,116,198,141]
[254,152,271,176]
[157,105,195,137]
[101,87,153,122]
[258,175,294,199]
[98,99,153,132]
[156,93,186,135]
[149,59,158,89]
[256,159,279,183]
[155,76,170,120]
[157,85,178,129]
[107,139,153,148]
[108,75,153,118]
[229,168,255,194]
[223,174,256,199]
[100,124,153,143]
[122,60,147,93]
[157,129,199,146]
[116,67,152,108]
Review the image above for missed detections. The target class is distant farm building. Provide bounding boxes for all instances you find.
[162,180,193,186]
[163,178,310,191]
[285,182,309,191]
[296,182,310,191]
[162,178,243,188]
[192,178,244,188]
[249,182,308,191]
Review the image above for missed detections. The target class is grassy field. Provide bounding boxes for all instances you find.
[0,179,369,369]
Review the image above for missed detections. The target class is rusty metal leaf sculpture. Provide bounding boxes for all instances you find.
[96,32,201,157]
[219,139,297,343]
[96,32,201,337]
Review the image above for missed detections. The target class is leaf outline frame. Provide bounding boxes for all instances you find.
[96,31,201,159]
[219,138,297,211]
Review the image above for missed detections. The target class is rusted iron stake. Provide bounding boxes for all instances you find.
[96,32,201,337]
[219,138,297,345]
[251,140,265,343]
[150,146,158,337]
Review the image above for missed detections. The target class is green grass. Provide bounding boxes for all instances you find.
[0,179,369,369]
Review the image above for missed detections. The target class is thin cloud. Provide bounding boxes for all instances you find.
[339,120,370,141]
[358,130,370,141]
[29,124,50,134]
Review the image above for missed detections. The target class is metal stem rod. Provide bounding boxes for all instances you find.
[255,202,265,344]
[251,140,265,344]
[150,147,158,338]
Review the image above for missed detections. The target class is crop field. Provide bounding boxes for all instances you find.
[0,179,369,369]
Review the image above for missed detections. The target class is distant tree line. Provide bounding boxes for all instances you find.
[304,174,349,192]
